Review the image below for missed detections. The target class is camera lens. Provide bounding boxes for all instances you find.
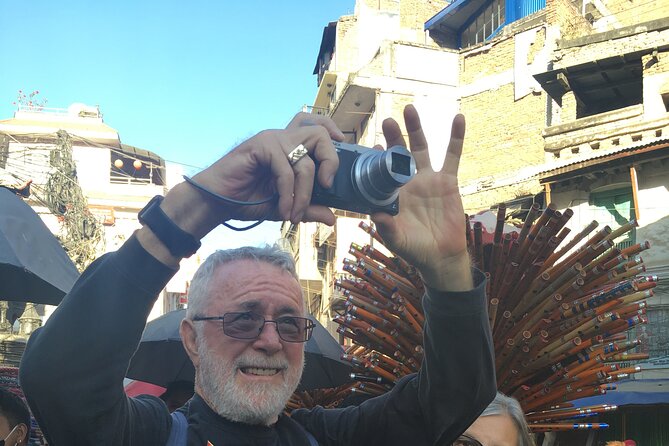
[391,152,412,176]
[352,145,416,207]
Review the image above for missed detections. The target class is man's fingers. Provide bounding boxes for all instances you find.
[404,105,432,172]
[290,157,316,223]
[286,112,345,141]
[277,125,338,221]
[370,212,398,247]
[297,126,339,189]
[441,114,465,177]
[381,117,406,149]
[270,145,295,221]
[302,205,336,226]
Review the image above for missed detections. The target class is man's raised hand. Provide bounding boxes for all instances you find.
[371,105,473,291]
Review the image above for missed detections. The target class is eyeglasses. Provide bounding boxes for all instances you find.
[193,312,316,343]
[0,424,20,446]
[452,433,483,446]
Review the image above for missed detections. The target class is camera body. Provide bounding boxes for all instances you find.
[311,141,416,216]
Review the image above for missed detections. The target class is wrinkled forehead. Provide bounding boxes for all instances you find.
[205,259,304,313]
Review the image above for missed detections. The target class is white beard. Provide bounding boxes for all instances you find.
[196,337,304,426]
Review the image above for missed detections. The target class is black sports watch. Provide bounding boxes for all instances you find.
[138,195,201,258]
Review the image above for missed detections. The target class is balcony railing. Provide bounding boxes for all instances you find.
[17,104,69,115]
[301,105,330,116]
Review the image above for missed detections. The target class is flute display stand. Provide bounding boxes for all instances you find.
[301,208,657,436]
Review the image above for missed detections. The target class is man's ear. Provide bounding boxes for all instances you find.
[180,318,201,368]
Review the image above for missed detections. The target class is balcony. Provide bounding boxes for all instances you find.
[313,71,338,110]
[302,105,330,116]
[543,105,669,161]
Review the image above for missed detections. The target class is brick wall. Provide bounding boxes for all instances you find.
[460,85,546,184]
[462,179,543,214]
[546,0,592,40]
[598,0,669,28]
[360,0,400,13]
[399,0,446,31]
[456,15,551,212]
[461,36,515,85]
[645,50,669,77]
[555,26,669,69]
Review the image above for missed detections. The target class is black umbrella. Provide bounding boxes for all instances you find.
[127,309,352,391]
[0,187,80,305]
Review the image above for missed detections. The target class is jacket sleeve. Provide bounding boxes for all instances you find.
[292,268,496,446]
[19,235,176,445]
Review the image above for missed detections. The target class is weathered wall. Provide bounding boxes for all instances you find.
[458,25,549,208]
[593,0,669,30]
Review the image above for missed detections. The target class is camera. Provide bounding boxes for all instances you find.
[311,141,416,215]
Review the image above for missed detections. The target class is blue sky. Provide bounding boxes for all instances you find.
[0,0,354,170]
[0,1,355,249]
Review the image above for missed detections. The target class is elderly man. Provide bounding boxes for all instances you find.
[20,105,496,445]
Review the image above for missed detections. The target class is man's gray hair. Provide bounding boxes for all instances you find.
[481,392,535,446]
[186,245,299,318]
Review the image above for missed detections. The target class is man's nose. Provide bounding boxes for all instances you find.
[251,321,283,354]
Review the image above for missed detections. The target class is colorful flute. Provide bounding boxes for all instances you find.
[529,423,609,432]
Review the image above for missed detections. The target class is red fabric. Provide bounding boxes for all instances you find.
[124,380,166,397]
[623,440,637,446]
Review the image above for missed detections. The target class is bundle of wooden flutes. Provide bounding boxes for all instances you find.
[322,205,655,432]
[287,384,354,411]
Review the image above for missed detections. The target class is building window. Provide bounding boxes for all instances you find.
[589,186,636,249]
[573,58,643,118]
[460,0,506,48]
[110,145,165,186]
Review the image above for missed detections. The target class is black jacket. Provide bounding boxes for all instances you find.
[20,235,496,446]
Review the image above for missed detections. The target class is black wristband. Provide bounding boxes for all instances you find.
[138,195,201,258]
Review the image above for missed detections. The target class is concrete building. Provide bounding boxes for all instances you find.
[296,0,458,328]
[429,0,669,367]
[303,0,669,442]
[533,19,669,364]
[0,104,200,334]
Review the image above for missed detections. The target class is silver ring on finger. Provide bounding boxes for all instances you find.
[287,144,309,166]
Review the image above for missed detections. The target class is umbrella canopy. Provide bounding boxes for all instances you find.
[0,187,80,305]
[127,309,352,391]
[124,379,166,398]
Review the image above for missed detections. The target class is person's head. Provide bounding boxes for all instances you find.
[455,392,534,446]
[181,246,309,426]
[159,380,194,412]
[0,388,30,446]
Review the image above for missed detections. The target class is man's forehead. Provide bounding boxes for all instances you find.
[237,299,300,315]
[207,259,303,308]
[211,259,298,286]
[216,257,290,272]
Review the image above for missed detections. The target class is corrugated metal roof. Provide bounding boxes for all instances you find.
[460,137,669,195]
[424,0,485,33]
[537,138,669,179]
